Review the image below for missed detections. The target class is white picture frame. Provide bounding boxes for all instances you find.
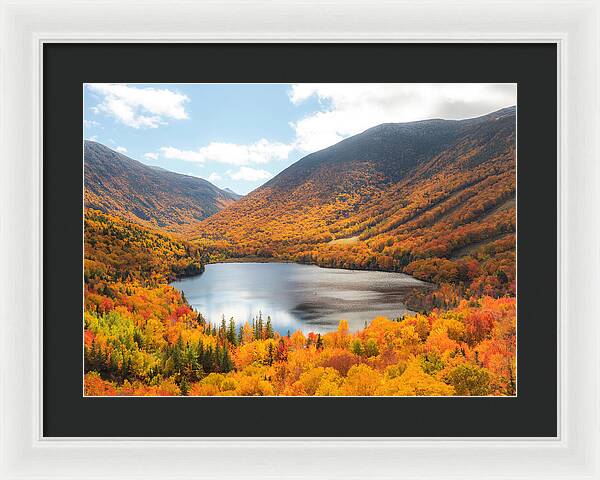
[1,0,599,478]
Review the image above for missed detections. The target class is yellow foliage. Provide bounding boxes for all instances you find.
[341,364,382,396]
[290,330,307,350]
[233,339,277,369]
[84,219,516,399]
[295,367,343,396]
[376,359,455,396]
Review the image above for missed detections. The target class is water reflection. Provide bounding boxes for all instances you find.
[170,262,431,334]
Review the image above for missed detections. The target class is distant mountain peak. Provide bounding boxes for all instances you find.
[84,141,240,229]
[147,165,168,172]
[199,106,516,254]
[223,187,242,198]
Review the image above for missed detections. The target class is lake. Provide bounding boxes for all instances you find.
[170,262,431,334]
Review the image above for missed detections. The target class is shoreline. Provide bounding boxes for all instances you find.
[184,258,437,291]
[208,257,434,284]
[209,256,292,264]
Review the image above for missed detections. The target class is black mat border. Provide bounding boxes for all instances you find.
[43,43,557,437]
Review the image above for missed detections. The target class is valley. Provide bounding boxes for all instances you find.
[83,106,517,397]
[191,106,516,308]
[170,262,433,335]
[85,141,240,229]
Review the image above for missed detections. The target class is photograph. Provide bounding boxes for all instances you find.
[83,82,517,397]
[6,0,599,471]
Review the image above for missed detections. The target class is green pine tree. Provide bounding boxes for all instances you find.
[227,317,237,346]
[221,344,233,373]
[179,376,190,396]
[220,315,227,340]
[237,324,244,345]
[265,316,274,339]
[203,345,213,372]
[257,311,264,340]
[213,343,222,372]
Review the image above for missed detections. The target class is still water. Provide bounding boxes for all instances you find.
[170,262,431,334]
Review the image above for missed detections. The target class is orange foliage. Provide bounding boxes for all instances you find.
[84,209,516,397]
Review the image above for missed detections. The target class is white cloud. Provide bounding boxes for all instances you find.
[115,146,128,154]
[202,139,292,165]
[159,139,293,166]
[84,119,101,128]
[160,146,205,163]
[114,83,516,190]
[228,167,273,182]
[86,83,189,129]
[207,172,222,183]
[289,83,517,152]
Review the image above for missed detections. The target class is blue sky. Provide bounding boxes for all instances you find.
[84,83,516,195]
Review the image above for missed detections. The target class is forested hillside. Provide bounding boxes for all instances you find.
[84,141,239,229]
[84,107,517,396]
[84,209,516,396]
[193,107,516,308]
[85,209,204,284]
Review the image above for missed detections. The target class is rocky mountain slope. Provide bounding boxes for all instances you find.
[193,106,516,300]
[84,141,239,229]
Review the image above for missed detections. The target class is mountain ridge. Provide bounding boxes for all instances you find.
[262,105,515,194]
[84,141,239,229]
[223,187,242,199]
[192,106,516,300]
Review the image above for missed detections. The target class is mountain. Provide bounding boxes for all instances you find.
[223,188,242,199]
[84,141,239,228]
[195,106,516,298]
[258,106,514,197]
[147,165,168,172]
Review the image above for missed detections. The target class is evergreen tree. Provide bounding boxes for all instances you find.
[193,341,205,380]
[257,311,264,340]
[237,324,244,345]
[173,336,184,371]
[227,317,237,346]
[220,315,227,341]
[197,340,204,361]
[203,345,214,372]
[215,344,221,372]
[350,339,363,356]
[120,357,130,381]
[265,316,274,339]
[179,376,190,396]
[507,362,516,396]
[221,344,233,373]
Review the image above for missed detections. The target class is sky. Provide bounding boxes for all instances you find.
[84,83,517,195]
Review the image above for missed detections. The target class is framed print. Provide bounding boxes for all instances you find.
[82,81,519,401]
[46,43,554,437]
[1,0,599,479]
